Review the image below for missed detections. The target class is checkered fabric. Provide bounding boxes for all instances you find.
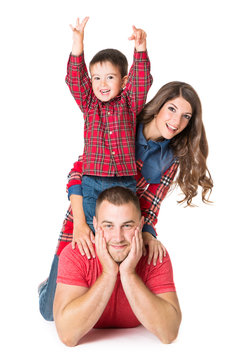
[65,50,152,177]
[55,157,179,256]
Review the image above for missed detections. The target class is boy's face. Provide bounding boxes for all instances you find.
[90,61,127,102]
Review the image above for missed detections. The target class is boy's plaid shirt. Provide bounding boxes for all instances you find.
[55,156,179,256]
[65,50,152,177]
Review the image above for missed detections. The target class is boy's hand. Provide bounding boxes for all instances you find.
[70,16,89,56]
[72,221,95,259]
[142,232,167,266]
[128,25,147,52]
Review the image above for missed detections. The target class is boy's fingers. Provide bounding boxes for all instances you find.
[90,231,95,243]
[162,245,167,257]
[158,246,163,264]
[71,240,76,249]
[153,248,159,266]
[82,242,91,259]
[86,239,96,258]
[132,25,137,32]
[148,248,153,265]
[78,242,85,256]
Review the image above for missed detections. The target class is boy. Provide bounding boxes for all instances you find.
[66,17,152,251]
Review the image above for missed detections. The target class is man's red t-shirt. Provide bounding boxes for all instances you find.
[57,243,176,328]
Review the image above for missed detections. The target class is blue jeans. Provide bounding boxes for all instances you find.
[39,254,59,321]
[38,175,136,321]
[82,175,136,232]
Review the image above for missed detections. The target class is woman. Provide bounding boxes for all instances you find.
[39,81,213,321]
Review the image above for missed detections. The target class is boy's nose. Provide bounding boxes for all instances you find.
[100,79,107,87]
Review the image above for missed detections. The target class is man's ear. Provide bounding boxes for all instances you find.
[93,216,97,231]
[121,75,128,89]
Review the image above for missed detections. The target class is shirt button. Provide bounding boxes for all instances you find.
[144,145,148,149]
[109,131,112,135]
[108,111,111,115]
[111,151,115,155]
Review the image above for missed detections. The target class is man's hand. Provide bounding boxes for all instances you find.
[119,227,143,275]
[70,16,89,56]
[128,25,147,52]
[95,228,119,276]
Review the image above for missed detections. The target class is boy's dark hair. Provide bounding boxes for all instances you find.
[95,186,141,218]
[89,49,128,78]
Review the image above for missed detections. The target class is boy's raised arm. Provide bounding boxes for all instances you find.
[70,16,89,56]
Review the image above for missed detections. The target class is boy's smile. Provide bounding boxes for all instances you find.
[90,61,127,102]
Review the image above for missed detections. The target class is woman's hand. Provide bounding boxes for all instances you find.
[72,221,95,259]
[142,232,166,266]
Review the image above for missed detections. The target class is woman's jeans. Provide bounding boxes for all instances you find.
[38,175,136,321]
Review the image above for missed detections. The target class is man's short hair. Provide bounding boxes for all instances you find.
[89,49,128,78]
[95,186,141,218]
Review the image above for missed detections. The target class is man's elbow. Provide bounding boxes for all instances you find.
[157,329,179,344]
[58,332,82,347]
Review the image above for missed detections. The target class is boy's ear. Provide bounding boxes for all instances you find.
[121,75,128,89]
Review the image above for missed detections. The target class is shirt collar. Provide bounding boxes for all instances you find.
[137,123,171,150]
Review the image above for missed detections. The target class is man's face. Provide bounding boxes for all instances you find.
[93,201,143,263]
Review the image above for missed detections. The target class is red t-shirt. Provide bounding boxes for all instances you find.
[57,243,176,328]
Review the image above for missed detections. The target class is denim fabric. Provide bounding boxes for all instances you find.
[82,175,136,233]
[39,254,59,321]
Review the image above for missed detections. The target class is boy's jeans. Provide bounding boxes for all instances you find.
[38,175,136,321]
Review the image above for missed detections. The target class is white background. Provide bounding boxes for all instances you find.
[1,0,239,358]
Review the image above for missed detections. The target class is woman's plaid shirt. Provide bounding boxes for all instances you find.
[55,156,179,256]
[65,50,152,177]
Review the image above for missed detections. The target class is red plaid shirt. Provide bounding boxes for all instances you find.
[66,50,152,177]
[55,156,179,256]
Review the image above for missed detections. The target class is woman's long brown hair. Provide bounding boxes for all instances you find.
[137,81,213,206]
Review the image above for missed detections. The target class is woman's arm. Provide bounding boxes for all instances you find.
[137,160,179,237]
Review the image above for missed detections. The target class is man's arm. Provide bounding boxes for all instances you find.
[53,229,119,347]
[119,228,181,344]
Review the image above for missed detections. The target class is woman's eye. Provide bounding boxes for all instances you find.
[168,106,175,112]
[107,76,114,80]
[184,114,191,121]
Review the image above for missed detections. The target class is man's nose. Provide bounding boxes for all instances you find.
[113,228,124,242]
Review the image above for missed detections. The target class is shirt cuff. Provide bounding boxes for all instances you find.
[134,49,149,61]
[69,52,84,65]
[68,184,83,200]
[142,224,157,238]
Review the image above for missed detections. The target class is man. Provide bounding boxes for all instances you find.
[53,186,181,346]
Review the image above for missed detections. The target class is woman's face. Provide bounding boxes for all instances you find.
[153,96,192,140]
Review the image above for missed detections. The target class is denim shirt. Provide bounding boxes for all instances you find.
[135,123,174,183]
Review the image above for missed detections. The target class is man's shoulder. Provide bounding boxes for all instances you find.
[137,250,173,276]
